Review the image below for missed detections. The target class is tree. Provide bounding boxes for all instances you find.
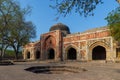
[105,6,120,42]
[6,1,36,59]
[50,0,118,18]
[8,21,36,59]
[0,0,19,59]
[0,0,36,59]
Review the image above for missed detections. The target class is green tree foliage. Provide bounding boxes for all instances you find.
[50,0,119,18]
[105,6,120,42]
[8,21,36,59]
[0,0,18,58]
[50,0,103,17]
[0,0,36,59]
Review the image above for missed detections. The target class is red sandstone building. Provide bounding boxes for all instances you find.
[22,23,120,61]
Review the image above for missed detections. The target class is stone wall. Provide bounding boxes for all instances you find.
[22,41,40,60]
[63,27,115,61]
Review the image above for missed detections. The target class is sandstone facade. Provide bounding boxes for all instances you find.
[22,23,120,61]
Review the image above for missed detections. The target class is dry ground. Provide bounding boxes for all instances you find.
[0,61,120,80]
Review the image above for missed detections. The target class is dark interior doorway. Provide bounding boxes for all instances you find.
[67,48,77,60]
[48,48,55,59]
[92,46,106,60]
[27,52,30,59]
[36,51,40,59]
[116,48,120,58]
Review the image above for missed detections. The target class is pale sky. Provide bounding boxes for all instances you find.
[17,0,119,41]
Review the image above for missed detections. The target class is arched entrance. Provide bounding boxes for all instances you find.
[36,51,40,59]
[48,48,55,59]
[27,52,30,59]
[92,46,106,60]
[67,48,77,60]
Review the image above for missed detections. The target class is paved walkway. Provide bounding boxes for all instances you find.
[0,61,120,80]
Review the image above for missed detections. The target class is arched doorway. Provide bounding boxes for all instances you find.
[67,48,77,60]
[92,46,106,60]
[48,48,55,59]
[36,51,40,59]
[27,52,30,59]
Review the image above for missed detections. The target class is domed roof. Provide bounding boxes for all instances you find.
[49,23,70,34]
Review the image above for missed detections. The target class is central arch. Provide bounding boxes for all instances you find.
[48,48,55,59]
[36,50,40,59]
[92,46,106,60]
[67,48,77,60]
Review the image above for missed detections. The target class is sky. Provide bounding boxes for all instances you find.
[17,0,119,41]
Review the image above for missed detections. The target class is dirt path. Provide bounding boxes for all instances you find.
[0,61,120,80]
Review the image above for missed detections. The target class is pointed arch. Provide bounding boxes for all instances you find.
[44,35,56,49]
[67,47,77,60]
[89,41,110,60]
[92,46,106,60]
[65,45,78,60]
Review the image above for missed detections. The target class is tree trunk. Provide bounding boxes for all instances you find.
[14,50,19,60]
[0,50,3,61]
[0,45,9,60]
[12,45,19,60]
[0,48,4,60]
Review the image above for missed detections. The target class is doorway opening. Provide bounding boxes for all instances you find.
[27,52,30,59]
[92,46,106,60]
[67,48,77,60]
[48,48,55,59]
[36,51,40,59]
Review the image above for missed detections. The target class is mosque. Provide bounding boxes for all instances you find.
[22,23,120,61]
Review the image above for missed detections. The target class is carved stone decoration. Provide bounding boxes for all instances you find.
[80,50,86,59]
[64,44,78,60]
[80,41,86,49]
[88,38,111,48]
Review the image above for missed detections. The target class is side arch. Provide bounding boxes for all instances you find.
[27,51,30,59]
[65,45,78,60]
[92,46,106,60]
[88,41,110,60]
[23,49,31,59]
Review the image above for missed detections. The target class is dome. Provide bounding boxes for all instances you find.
[49,23,70,35]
